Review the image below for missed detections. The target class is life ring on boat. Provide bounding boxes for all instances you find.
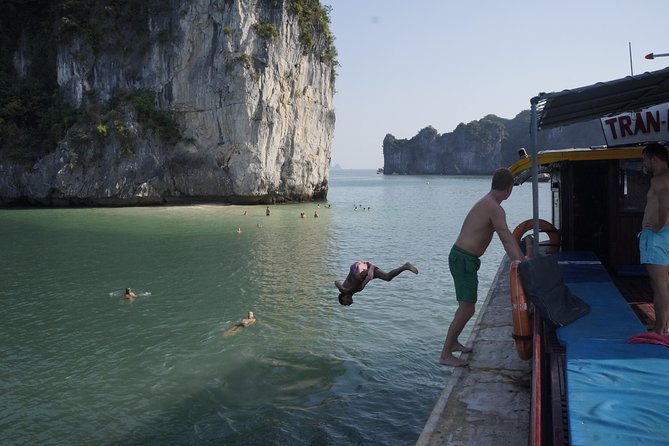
[512,219,560,253]
[510,260,533,360]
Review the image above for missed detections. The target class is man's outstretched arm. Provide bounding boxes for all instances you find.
[492,207,524,261]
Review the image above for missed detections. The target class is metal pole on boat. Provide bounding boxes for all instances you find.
[530,98,540,255]
[629,42,634,76]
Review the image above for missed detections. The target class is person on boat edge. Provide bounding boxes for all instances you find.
[335,262,419,306]
[440,168,525,367]
[640,143,669,335]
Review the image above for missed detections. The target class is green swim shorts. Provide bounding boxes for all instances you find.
[449,245,481,302]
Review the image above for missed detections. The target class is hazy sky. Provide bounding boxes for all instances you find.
[327,1,669,169]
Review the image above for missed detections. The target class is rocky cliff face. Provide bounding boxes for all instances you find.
[0,0,335,205]
[383,112,604,175]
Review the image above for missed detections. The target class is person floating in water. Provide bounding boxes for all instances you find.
[335,262,418,306]
[223,311,256,336]
[124,288,136,300]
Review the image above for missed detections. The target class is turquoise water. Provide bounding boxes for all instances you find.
[0,170,550,445]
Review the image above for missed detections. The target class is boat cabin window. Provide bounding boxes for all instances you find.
[618,160,647,213]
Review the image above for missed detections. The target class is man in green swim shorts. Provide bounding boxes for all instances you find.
[449,245,480,303]
[439,168,525,367]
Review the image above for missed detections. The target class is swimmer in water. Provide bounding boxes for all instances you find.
[123,288,136,300]
[223,311,257,336]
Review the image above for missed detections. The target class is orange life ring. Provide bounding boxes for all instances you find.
[512,219,560,253]
[510,260,533,360]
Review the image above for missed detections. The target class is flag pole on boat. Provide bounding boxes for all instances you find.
[645,52,669,59]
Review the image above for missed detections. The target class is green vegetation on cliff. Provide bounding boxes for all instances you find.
[0,0,171,162]
[0,0,337,162]
[290,0,338,75]
[253,21,279,39]
[1,1,64,161]
[0,72,80,161]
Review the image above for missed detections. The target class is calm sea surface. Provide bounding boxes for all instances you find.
[0,170,550,445]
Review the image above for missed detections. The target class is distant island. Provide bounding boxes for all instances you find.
[382,110,605,175]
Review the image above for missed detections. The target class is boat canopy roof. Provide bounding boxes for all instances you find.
[510,146,643,185]
[535,66,669,130]
[523,67,669,252]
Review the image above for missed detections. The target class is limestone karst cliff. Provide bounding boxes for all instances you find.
[383,111,604,175]
[0,0,336,205]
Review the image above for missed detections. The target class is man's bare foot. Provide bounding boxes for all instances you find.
[405,262,419,274]
[439,354,467,367]
[452,342,472,353]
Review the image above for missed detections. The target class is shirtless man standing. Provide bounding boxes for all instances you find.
[440,168,525,366]
[640,143,669,335]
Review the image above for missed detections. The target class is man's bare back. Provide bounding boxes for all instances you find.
[454,192,522,260]
[454,194,499,257]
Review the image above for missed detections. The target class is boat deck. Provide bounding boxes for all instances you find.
[416,257,531,446]
[612,274,654,328]
[553,254,669,446]
[416,254,656,446]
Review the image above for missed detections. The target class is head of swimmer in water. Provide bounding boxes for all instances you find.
[338,292,353,306]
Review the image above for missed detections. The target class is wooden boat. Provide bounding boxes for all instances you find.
[508,66,669,446]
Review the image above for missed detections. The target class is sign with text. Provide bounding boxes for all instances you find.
[600,102,669,146]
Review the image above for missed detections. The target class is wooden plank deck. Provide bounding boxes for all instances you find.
[417,257,531,446]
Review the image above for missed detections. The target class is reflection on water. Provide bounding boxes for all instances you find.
[0,171,550,445]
